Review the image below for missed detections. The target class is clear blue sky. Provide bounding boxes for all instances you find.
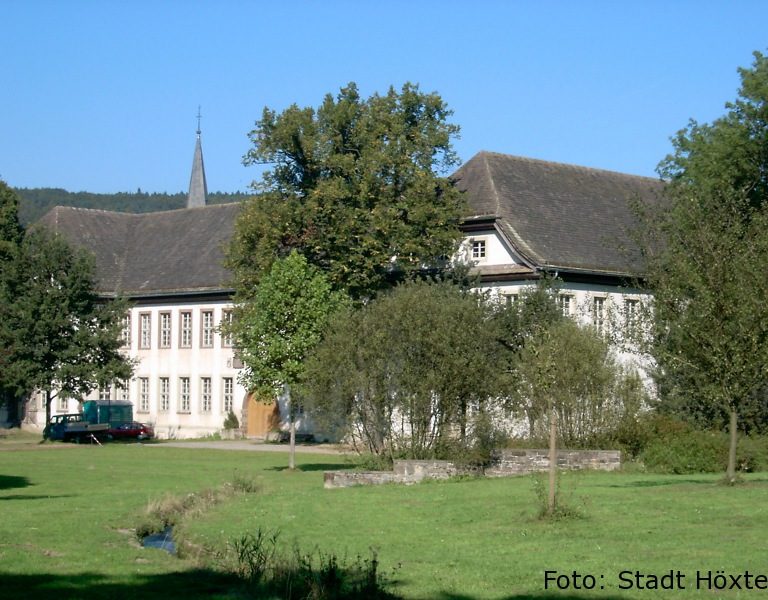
[2,0,766,194]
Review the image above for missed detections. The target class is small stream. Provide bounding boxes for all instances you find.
[141,527,176,554]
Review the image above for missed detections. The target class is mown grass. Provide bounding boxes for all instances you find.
[1,430,767,599]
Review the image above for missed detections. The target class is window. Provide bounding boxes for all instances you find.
[558,294,573,317]
[201,310,214,348]
[120,313,131,347]
[223,377,234,413]
[118,379,130,402]
[221,309,234,348]
[98,385,112,401]
[159,312,172,348]
[624,299,640,335]
[201,377,212,413]
[471,239,486,260]
[179,377,191,413]
[57,395,68,412]
[180,311,193,348]
[139,312,152,349]
[503,293,518,306]
[592,297,606,333]
[138,377,150,413]
[159,377,170,412]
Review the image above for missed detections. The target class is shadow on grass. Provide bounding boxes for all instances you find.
[0,474,31,491]
[0,570,241,600]
[0,494,75,501]
[599,478,718,488]
[434,593,632,600]
[0,569,402,600]
[263,463,352,472]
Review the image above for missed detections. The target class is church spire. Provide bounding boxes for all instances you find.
[187,106,208,208]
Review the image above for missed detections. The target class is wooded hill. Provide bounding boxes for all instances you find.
[14,188,251,225]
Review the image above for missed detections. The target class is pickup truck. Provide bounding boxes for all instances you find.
[43,413,109,443]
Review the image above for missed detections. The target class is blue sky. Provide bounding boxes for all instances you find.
[2,0,767,193]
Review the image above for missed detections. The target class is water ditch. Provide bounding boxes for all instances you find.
[141,526,176,554]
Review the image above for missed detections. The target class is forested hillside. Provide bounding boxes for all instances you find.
[14,188,250,225]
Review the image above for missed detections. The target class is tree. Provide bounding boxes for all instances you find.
[643,50,768,483]
[0,181,25,416]
[230,250,346,468]
[1,228,134,427]
[302,280,504,459]
[228,82,466,301]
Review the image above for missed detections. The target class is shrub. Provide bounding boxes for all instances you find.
[223,411,240,430]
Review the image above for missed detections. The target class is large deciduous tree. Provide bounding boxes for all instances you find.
[228,82,465,301]
[0,181,25,415]
[230,250,346,468]
[2,228,133,426]
[643,50,768,483]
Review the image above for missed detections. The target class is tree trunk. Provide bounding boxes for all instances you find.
[45,389,52,427]
[726,406,738,484]
[287,386,296,470]
[548,404,557,515]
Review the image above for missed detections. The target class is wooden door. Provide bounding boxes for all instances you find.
[245,392,280,438]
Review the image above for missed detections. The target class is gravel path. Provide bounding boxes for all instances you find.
[149,440,349,454]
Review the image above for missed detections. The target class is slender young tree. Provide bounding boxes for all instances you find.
[230,250,346,468]
[228,82,466,301]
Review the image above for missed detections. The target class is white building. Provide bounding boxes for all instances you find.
[22,146,662,438]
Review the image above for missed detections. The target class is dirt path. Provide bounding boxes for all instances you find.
[150,440,349,454]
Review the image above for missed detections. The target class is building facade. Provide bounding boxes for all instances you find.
[21,148,663,438]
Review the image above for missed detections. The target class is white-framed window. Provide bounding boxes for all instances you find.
[120,313,131,348]
[180,311,193,348]
[159,377,170,412]
[592,297,606,333]
[159,312,172,349]
[139,312,152,349]
[98,385,112,401]
[138,377,150,413]
[558,294,573,317]
[179,377,191,413]
[624,298,640,335]
[503,293,518,306]
[222,377,234,413]
[201,310,214,348]
[471,239,486,260]
[201,377,212,413]
[118,379,130,402]
[56,395,68,412]
[221,309,234,348]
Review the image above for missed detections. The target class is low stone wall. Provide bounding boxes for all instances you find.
[324,449,621,489]
[485,449,621,477]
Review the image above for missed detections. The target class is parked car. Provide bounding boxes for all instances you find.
[108,422,154,441]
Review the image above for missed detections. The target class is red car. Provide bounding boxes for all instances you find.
[108,422,154,441]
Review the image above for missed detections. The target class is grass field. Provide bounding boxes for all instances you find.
[1,430,767,599]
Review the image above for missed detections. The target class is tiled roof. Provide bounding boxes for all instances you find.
[36,204,241,296]
[453,151,664,275]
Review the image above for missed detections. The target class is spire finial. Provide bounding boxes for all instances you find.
[196,105,202,136]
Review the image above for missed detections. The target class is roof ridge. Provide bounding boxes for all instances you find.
[476,150,662,183]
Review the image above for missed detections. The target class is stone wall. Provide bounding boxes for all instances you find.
[324,449,621,489]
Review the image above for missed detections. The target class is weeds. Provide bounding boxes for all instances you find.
[216,529,398,599]
[530,471,587,521]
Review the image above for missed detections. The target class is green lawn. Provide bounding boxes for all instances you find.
[1,432,767,599]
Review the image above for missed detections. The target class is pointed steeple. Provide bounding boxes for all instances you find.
[187,107,208,208]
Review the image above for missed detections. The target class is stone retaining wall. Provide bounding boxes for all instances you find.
[324,449,621,488]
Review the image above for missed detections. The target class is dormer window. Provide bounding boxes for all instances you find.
[471,239,486,260]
